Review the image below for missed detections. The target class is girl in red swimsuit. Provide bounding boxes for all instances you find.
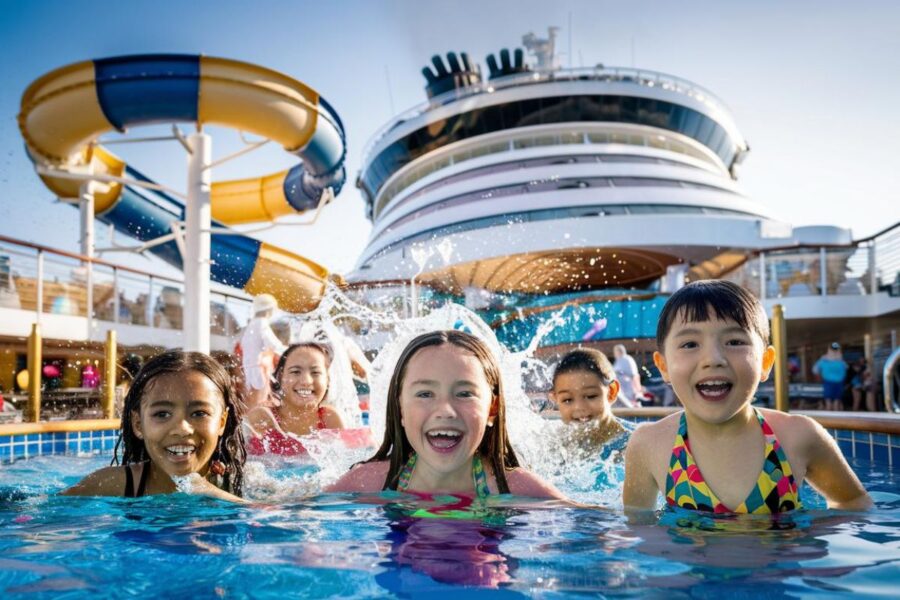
[246,342,345,456]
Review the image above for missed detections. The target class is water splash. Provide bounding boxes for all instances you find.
[248,283,623,505]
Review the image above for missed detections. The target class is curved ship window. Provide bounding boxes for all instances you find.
[557,180,591,190]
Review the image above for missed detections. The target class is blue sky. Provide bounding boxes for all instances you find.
[1,0,898,277]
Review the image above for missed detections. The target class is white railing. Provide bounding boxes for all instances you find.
[0,235,253,339]
[720,222,900,301]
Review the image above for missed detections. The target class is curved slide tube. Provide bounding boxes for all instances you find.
[18,54,347,312]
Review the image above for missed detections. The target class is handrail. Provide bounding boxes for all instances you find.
[884,346,900,413]
[854,220,900,245]
[0,233,183,282]
[361,65,739,166]
[0,232,252,302]
[0,418,119,436]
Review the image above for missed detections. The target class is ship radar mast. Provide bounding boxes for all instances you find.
[522,26,560,71]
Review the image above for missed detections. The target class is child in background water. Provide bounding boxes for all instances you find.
[624,281,871,513]
[246,342,345,456]
[550,348,631,459]
[328,330,566,500]
[62,350,246,501]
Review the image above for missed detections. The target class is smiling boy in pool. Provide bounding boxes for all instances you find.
[624,280,871,513]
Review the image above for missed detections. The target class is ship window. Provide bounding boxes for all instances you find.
[363,95,737,200]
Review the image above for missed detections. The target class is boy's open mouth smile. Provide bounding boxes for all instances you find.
[695,379,733,401]
[425,429,463,453]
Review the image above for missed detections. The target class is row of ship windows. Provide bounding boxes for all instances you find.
[363,203,754,267]
[374,148,707,218]
[378,175,736,232]
[371,129,718,216]
[361,94,738,204]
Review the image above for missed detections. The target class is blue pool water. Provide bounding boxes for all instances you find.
[0,455,898,598]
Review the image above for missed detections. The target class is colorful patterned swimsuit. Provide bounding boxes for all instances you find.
[666,409,801,514]
[394,453,491,520]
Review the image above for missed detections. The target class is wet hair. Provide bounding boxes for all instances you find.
[656,280,770,350]
[270,342,333,404]
[365,330,520,493]
[552,348,616,388]
[112,350,246,496]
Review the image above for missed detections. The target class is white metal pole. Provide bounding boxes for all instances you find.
[868,241,877,294]
[184,132,212,353]
[36,250,44,325]
[759,252,766,300]
[79,180,95,339]
[819,246,827,296]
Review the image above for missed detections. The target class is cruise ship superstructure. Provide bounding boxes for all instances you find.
[350,29,899,367]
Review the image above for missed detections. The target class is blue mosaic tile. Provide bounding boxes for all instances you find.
[54,440,66,454]
[873,444,890,464]
[0,445,9,460]
[838,439,854,458]
[27,443,39,456]
[67,441,79,454]
[27,433,39,442]
[892,446,900,466]
[872,433,888,445]
[41,441,53,454]
[836,429,852,441]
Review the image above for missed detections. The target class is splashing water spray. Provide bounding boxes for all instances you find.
[245,273,624,505]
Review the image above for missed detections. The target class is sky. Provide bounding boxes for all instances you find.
[1,0,898,280]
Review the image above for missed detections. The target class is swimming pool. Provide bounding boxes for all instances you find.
[1,452,898,598]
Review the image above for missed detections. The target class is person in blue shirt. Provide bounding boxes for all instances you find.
[813,342,848,411]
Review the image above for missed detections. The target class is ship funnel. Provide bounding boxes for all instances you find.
[486,47,530,80]
[422,52,482,99]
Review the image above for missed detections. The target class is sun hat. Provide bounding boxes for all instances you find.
[252,293,278,315]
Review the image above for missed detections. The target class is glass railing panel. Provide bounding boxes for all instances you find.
[41,254,88,317]
[90,264,118,321]
[0,244,38,311]
[116,270,152,326]
[154,281,184,330]
[874,229,900,295]
[833,247,869,295]
[764,250,821,298]
[720,260,763,299]
[210,291,244,337]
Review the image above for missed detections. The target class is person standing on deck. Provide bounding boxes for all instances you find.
[613,344,642,407]
[813,342,848,411]
[240,294,287,410]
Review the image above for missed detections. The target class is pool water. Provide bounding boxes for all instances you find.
[0,455,898,598]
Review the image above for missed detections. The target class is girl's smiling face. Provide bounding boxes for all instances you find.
[552,370,619,424]
[280,347,329,409]
[399,344,494,480]
[132,370,227,478]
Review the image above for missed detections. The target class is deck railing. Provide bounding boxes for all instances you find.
[721,221,900,301]
[0,234,253,338]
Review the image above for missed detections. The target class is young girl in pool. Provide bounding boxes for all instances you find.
[624,280,871,513]
[327,330,565,499]
[246,342,345,456]
[62,350,245,501]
